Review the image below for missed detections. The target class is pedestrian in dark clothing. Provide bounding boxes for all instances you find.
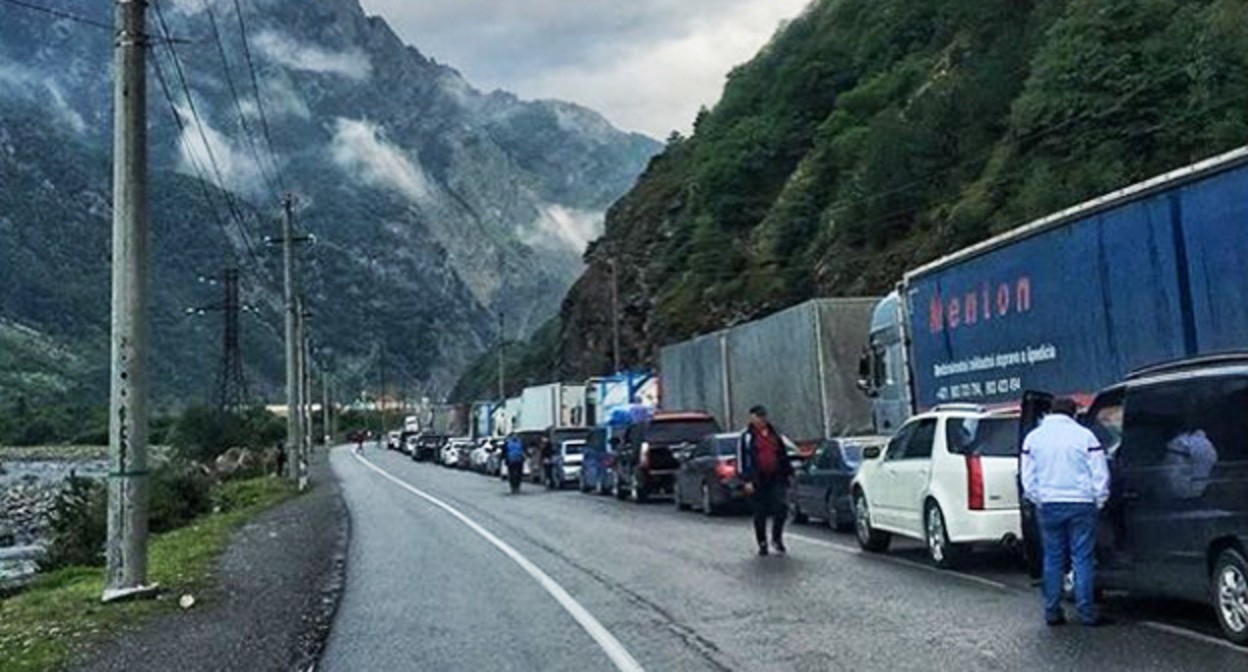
[505,435,525,494]
[738,405,795,556]
[540,437,556,488]
[275,442,288,478]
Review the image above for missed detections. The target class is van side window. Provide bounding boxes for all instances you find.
[1086,388,1125,458]
[1122,383,1186,467]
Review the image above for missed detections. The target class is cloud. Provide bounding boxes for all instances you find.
[253,31,372,81]
[329,118,434,204]
[522,204,603,254]
[240,74,310,121]
[174,104,267,196]
[358,0,811,136]
[0,61,87,134]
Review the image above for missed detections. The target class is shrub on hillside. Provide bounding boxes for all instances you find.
[42,476,108,570]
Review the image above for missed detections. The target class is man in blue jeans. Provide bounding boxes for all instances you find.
[1021,397,1111,626]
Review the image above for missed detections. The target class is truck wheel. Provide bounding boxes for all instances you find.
[925,502,968,569]
[854,490,890,553]
[1213,547,1248,645]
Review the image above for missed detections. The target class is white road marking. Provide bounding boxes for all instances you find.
[1141,621,1248,655]
[351,451,646,672]
[787,533,1009,590]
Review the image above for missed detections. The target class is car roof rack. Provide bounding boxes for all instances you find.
[1127,351,1248,380]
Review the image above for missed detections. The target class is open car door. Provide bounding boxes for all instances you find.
[1018,390,1053,580]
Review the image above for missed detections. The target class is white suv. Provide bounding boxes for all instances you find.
[851,404,1022,568]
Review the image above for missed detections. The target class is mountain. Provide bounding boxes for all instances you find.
[0,0,659,410]
[461,0,1248,397]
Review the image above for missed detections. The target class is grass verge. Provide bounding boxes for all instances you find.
[0,477,297,672]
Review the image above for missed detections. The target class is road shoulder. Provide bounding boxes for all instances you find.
[70,455,349,672]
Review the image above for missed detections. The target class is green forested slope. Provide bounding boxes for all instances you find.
[526,0,1248,385]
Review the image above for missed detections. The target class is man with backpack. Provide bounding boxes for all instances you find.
[505,434,526,494]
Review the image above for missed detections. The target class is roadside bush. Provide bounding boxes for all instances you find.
[42,476,108,570]
[149,460,214,533]
[41,461,217,570]
[170,406,285,463]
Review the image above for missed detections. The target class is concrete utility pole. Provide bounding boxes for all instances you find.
[378,344,387,439]
[608,258,621,374]
[281,193,301,482]
[322,374,331,446]
[103,0,155,603]
[497,311,505,400]
[295,300,310,490]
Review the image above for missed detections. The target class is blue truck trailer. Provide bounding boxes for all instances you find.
[861,147,1248,432]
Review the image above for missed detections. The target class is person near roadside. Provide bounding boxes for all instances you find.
[738,405,795,556]
[540,437,556,488]
[505,435,526,494]
[275,441,288,476]
[1021,397,1111,627]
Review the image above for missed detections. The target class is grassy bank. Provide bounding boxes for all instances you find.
[0,477,297,672]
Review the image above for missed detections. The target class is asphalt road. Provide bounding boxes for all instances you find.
[323,447,1248,671]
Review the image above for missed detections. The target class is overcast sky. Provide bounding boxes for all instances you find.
[357,0,812,138]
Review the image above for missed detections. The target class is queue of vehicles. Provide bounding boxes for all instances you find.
[374,149,1247,644]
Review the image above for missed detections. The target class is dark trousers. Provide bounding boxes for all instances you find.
[751,479,787,545]
[507,461,523,493]
[1039,502,1099,623]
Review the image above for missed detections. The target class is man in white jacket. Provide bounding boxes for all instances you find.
[1021,397,1111,626]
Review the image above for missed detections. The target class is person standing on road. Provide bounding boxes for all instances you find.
[505,435,525,495]
[738,406,795,556]
[1021,397,1111,627]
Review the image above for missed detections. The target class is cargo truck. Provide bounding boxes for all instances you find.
[858,146,1248,433]
[660,298,879,443]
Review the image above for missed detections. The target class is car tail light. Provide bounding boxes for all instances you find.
[640,441,651,469]
[715,459,737,481]
[967,454,984,511]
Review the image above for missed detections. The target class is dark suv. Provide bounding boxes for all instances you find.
[1020,353,1248,645]
[615,411,720,502]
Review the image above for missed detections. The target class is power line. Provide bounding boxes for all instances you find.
[150,0,263,269]
[0,0,110,30]
[231,0,287,194]
[200,0,282,200]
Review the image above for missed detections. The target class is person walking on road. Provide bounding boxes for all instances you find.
[738,405,795,556]
[1021,397,1111,627]
[505,435,525,495]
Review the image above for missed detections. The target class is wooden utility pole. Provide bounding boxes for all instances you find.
[104,0,154,602]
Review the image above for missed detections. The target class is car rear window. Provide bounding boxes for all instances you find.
[563,442,584,455]
[945,417,1019,457]
[714,436,738,457]
[840,444,865,469]
[646,420,719,444]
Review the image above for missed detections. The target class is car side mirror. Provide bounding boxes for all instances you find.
[862,445,882,460]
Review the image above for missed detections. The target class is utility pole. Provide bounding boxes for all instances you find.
[378,343,387,439]
[280,193,301,482]
[322,373,331,446]
[497,311,505,400]
[104,0,154,602]
[608,258,621,374]
[295,300,310,490]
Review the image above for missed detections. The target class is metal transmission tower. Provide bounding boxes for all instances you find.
[186,268,252,410]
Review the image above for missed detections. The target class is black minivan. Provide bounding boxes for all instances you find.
[1020,353,1248,644]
